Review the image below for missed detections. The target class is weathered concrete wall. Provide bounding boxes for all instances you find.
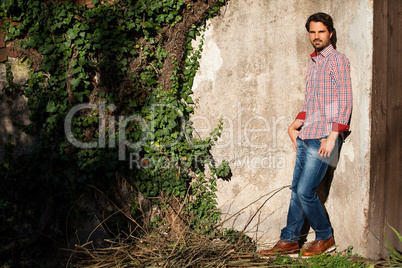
[0,59,33,162]
[192,0,373,256]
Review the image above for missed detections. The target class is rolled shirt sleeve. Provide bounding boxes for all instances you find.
[296,111,306,121]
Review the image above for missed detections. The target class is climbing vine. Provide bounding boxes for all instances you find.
[0,0,230,253]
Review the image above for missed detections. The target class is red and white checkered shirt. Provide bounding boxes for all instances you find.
[296,44,352,140]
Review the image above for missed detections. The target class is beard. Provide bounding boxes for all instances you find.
[311,39,330,51]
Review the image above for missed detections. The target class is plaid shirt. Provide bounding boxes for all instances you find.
[296,44,352,140]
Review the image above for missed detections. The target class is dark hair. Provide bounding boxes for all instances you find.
[305,13,334,33]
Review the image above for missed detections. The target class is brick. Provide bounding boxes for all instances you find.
[0,33,5,48]
[0,47,7,62]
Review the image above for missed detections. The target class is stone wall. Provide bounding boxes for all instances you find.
[191,0,373,257]
[0,59,33,162]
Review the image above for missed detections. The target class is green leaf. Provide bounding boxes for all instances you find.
[186,96,194,104]
[42,44,55,54]
[70,78,81,89]
[188,30,195,39]
[167,120,177,130]
[67,27,79,40]
[73,92,84,102]
[46,101,57,113]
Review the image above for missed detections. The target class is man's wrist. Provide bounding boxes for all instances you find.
[289,120,303,130]
[327,131,339,141]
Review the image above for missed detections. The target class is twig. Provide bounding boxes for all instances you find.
[242,185,290,233]
[86,210,120,243]
[215,185,290,228]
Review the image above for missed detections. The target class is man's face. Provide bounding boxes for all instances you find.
[308,21,333,52]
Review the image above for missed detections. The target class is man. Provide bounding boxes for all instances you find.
[261,13,352,258]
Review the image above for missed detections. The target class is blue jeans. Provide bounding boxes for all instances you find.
[280,136,342,242]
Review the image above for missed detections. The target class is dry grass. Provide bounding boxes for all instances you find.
[67,230,266,267]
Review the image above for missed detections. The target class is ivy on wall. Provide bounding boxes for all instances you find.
[0,0,230,253]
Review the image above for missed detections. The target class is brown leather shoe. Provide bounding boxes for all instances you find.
[302,236,336,258]
[260,240,299,257]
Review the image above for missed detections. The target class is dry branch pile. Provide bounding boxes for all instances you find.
[66,189,259,267]
[68,231,267,267]
[66,185,299,267]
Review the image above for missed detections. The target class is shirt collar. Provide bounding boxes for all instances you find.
[310,44,334,58]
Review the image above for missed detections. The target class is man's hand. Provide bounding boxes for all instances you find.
[288,121,303,152]
[318,131,339,158]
